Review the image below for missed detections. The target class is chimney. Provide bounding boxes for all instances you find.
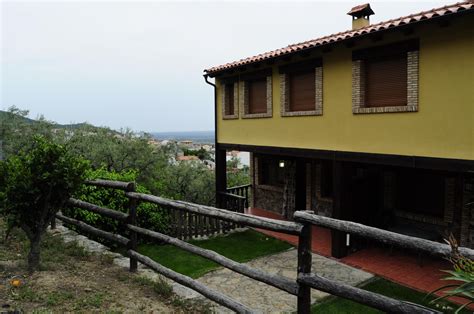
[347,3,374,30]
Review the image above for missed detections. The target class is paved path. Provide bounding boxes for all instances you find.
[195,249,373,313]
[53,223,373,313]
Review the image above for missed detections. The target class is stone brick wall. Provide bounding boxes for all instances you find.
[252,159,334,218]
[253,185,285,215]
[282,160,296,219]
[407,50,419,109]
[312,162,333,217]
[351,59,365,112]
[251,154,284,215]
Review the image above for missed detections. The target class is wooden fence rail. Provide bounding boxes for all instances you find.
[56,179,463,313]
[127,250,253,313]
[56,213,129,246]
[125,192,302,235]
[66,198,129,221]
[293,211,474,259]
[298,273,435,314]
[127,224,298,295]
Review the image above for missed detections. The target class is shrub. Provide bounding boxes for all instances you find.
[63,168,170,238]
[0,136,88,272]
[429,234,474,313]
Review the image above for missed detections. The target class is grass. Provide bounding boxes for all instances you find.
[0,220,214,313]
[137,229,293,278]
[312,278,470,314]
[131,275,173,299]
[74,292,106,309]
[45,291,74,306]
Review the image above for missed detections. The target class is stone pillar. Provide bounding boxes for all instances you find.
[283,160,296,219]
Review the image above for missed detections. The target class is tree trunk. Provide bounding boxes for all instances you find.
[28,235,42,273]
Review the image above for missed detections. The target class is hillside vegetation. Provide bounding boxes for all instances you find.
[0,106,248,206]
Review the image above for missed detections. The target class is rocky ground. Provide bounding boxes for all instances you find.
[0,220,210,313]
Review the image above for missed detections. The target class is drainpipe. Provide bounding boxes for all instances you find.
[203,74,225,207]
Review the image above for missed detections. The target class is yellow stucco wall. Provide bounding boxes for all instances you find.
[216,16,474,160]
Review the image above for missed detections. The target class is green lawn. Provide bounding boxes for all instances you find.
[312,278,470,314]
[137,229,293,278]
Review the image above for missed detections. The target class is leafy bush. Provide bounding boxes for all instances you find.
[0,136,88,271]
[154,162,216,206]
[430,234,474,313]
[63,168,170,237]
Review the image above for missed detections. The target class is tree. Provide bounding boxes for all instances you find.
[64,167,169,235]
[65,126,167,187]
[183,147,212,161]
[0,136,89,272]
[154,161,216,206]
[226,157,250,188]
[0,106,55,159]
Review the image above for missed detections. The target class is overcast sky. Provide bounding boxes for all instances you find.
[1,0,447,132]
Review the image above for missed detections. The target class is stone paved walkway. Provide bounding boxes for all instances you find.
[196,249,373,313]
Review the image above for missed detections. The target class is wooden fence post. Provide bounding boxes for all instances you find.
[127,182,138,272]
[297,211,313,314]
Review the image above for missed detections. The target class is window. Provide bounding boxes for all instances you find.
[280,59,323,117]
[289,70,316,111]
[221,81,238,119]
[259,157,284,187]
[225,83,235,115]
[352,39,419,114]
[365,54,407,107]
[248,78,267,114]
[240,69,272,118]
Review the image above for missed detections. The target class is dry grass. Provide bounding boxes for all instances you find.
[0,220,211,313]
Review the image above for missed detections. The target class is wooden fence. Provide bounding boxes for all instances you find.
[227,184,251,203]
[219,184,251,216]
[77,180,250,241]
[55,179,474,313]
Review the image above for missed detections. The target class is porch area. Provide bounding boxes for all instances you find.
[246,207,451,297]
[215,146,473,303]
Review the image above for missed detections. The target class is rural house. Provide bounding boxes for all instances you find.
[204,2,474,258]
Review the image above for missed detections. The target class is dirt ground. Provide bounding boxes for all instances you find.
[0,221,210,313]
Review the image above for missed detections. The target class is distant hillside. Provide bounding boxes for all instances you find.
[0,110,95,130]
[151,131,214,144]
[0,110,35,124]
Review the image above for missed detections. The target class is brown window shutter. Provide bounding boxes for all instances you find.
[225,83,234,115]
[365,54,407,107]
[289,70,315,111]
[248,78,267,114]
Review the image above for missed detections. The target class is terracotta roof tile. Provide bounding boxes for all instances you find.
[204,1,473,75]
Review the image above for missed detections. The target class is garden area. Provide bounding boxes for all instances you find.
[135,229,293,278]
[0,220,208,313]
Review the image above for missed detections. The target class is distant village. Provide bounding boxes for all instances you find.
[147,138,250,170]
